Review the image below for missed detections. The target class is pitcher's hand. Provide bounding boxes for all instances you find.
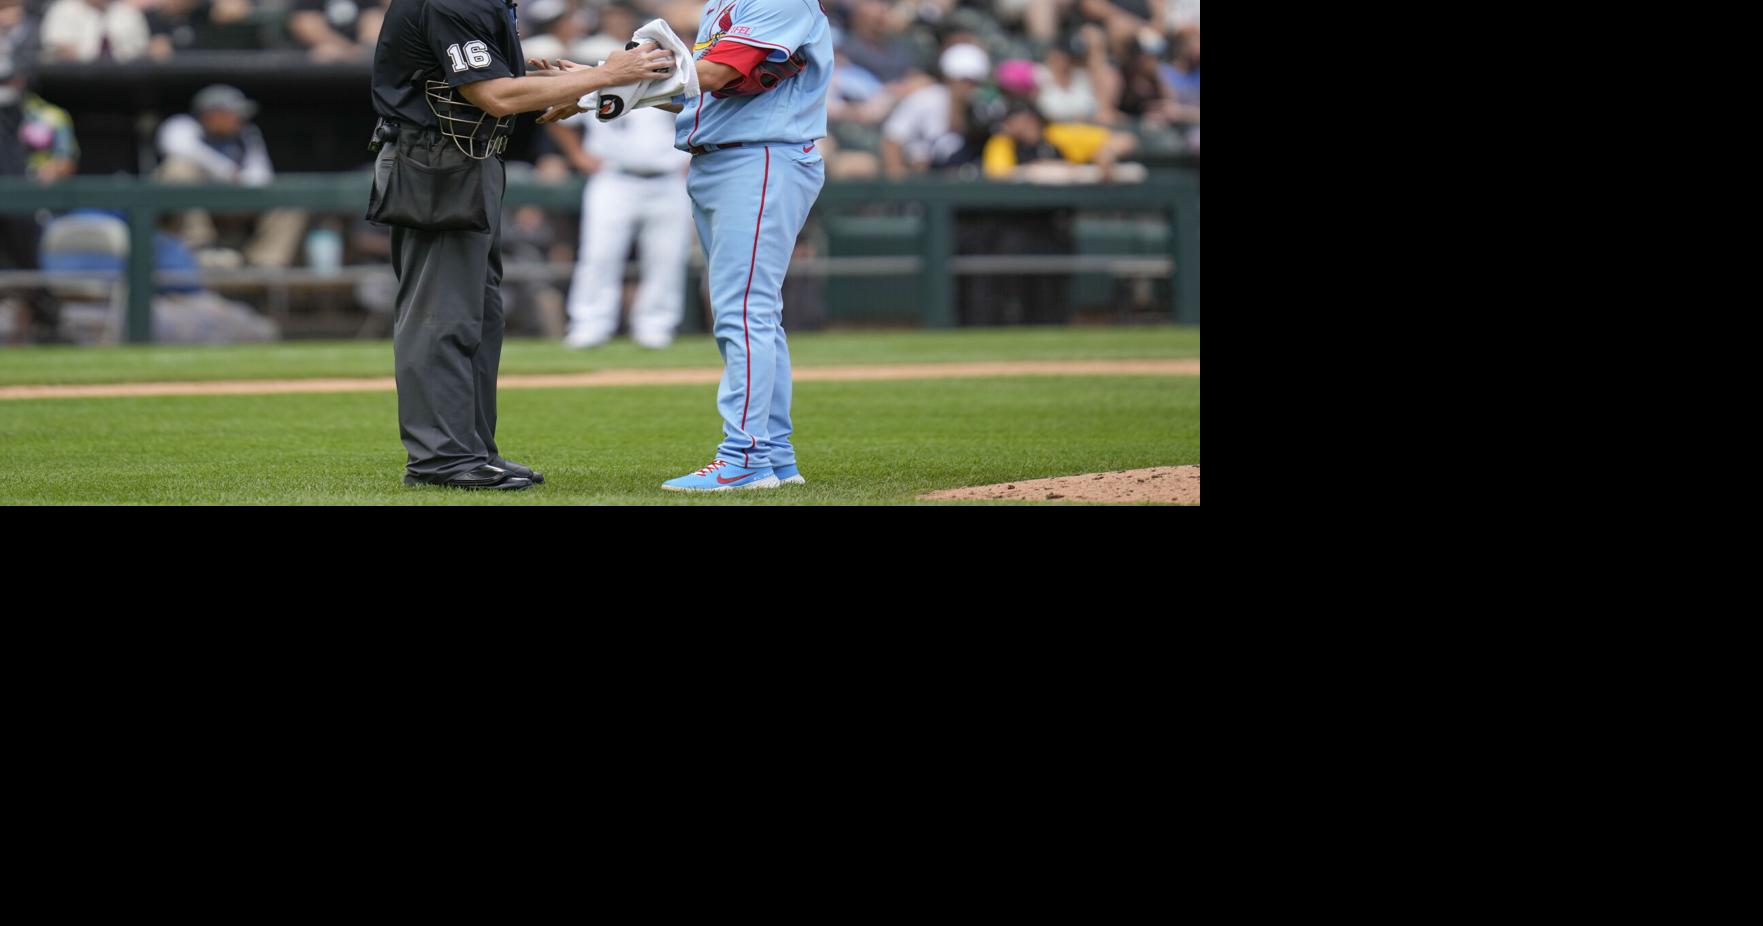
[538,101,588,124]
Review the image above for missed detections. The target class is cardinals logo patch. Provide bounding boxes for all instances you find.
[693,5,737,54]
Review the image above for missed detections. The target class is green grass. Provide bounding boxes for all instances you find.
[0,376,1199,505]
[0,326,1200,385]
[0,328,1200,504]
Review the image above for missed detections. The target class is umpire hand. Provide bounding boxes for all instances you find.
[533,45,672,124]
[603,43,674,84]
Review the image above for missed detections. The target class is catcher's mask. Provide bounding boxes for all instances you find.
[425,81,514,159]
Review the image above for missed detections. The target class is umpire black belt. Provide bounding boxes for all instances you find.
[614,166,676,178]
[371,120,511,157]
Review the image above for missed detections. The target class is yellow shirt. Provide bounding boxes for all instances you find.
[983,123,1112,177]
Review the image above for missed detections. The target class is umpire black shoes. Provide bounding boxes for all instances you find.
[404,465,533,490]
[492,458,545,484]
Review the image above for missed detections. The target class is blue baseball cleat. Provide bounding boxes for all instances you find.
[661,460,781,492]
[773,463,806,485]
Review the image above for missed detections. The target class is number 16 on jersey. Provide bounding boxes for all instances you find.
[447,40,492,72]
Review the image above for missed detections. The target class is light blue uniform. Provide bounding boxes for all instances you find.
[675,0,831,474]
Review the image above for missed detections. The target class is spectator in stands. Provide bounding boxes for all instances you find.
[990,0,1062,45]
[147,0,260,59]
[517,0,585,66]
[1162,24,1198,117]
[841,0,922,89]
[994,58,1036,101]
[980,102,1057,177]
[827,47,895,124]
[158,85,271,184]
[0,13,34,190]
[880,42,991,178]
[1035,25,1118,124]
[981,101,1136,183]
[1115,35,1183,127]
[819,50,886,178]
[575,2,639,65]
[1078,0,1162,61]
[1163,0,1198,33]
[144,218,280,343]
[155,84,307,268]
[0,45,73,341]
[930,20,983,60]
[39,0,152,62]
[6,10,79,184]
[19,87,79,183]
[0,0,37,62]
[898,0,956,23]
[829,48,891,123]
[289,0,387,62]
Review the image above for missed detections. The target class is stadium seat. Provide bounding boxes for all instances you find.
[38,211,130,343]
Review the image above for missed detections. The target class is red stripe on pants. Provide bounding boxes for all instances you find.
[739,148,770,466]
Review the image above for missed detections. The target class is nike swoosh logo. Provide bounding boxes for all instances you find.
[803,144,814,153]
[716,473,751,485]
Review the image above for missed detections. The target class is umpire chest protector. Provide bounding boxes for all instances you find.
[367,0,526,231]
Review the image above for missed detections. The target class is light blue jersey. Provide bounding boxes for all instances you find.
[662,0,830,484]
[675,0,833,150]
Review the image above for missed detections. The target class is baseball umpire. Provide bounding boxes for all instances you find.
[369,0,672,489]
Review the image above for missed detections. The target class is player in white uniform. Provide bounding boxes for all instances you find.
[550,104,693,350]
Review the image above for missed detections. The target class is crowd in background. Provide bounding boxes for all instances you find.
[1,0,1198,342]
[6,0,1198,179]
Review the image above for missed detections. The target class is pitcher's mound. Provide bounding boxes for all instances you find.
[920,466,1200,504]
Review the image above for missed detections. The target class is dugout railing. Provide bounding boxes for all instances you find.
[0,172,1199,343]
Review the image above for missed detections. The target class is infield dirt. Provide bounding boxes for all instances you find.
[0,359,1199,400]
[919,466,1200,504]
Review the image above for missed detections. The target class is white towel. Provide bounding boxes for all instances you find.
[581,19,700,122]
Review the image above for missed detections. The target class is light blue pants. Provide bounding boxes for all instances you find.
[688,143,825,470]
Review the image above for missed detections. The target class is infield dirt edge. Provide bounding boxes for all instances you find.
[919,465,1200,504]
[0,358,1199,400]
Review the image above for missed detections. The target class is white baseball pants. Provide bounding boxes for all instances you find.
[565,170,693,348]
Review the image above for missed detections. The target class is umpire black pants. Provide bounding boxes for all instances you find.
[376,146,508,478]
